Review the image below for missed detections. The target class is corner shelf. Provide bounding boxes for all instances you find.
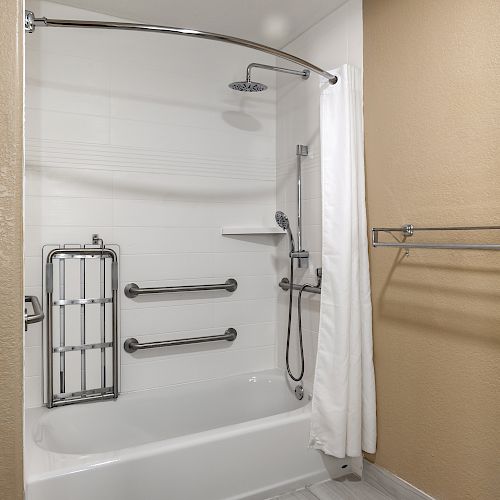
[221,227,285,235]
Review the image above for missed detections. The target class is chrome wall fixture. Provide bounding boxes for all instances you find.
[24,10,338,85]
[24,295,44,331]
[279,279,321,295]
[124,328,237,353]
[45,243,119,408]
[125,279,237,298]
[372,224,500,250]
[247,63,310,81]
[275,146,310,266]
[229,63,310,92]
[296,145,309,268]
[275,147,316,386]
[279,267,322,295]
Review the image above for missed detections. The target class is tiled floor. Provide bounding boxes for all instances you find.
[269,475,396,500]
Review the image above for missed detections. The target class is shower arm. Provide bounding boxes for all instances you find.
[24,11,338,85]
[246,63,310,83]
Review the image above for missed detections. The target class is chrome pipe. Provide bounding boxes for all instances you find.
[124,328,237,353]
[99,252,106,389]
[246,63,310,82]
[25,11,338,85]
[79,256,86,392]
[124,279,237,298]
[53,388,116,406]
[53,342,113,353]
[279,277,321,295]
[59,258,66,394]
[46,270,54,408]
[112,286,119,400]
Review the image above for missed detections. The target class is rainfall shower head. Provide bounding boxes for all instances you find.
[229,63,311,93]
[228,80,268,92]
[275,211,295,253]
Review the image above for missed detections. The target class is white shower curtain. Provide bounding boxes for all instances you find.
[309,64,377,458]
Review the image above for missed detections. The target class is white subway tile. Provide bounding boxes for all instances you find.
[25,376,44,409]
[25,257,42,288]
[121,303,213,337]
[26,50,109,116]
[112,171,275,203]
[25,196,113,227]
[114,227,215,255]
[110,118,274,161]
[26,108,109,144]
[25,167,113,199]
[121,346,274,392]
[25,346,43,378]
[212,299,276,327]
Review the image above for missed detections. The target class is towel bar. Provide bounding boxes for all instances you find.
[372,224,500,250]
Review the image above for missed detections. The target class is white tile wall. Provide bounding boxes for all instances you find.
[24,0,278,407]
[24,0,363,408]
[275,0,363,391]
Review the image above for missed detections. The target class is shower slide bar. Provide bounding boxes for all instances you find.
[372,224,500,250]
[125,279,237,298]
[124,328,237,353]
[24,11,338,85]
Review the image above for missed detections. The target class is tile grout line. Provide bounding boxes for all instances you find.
[303,485,322,500]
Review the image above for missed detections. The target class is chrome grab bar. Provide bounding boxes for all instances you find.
[124,328,237,353]
[124,278,237,298]
[279,278,321,295]
[25,295,44,330]
[278,268,322,295]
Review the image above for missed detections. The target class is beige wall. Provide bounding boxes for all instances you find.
[0,0,24,498]
[363,1,500,498]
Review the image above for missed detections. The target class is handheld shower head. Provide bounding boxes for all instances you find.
[275,211,295,253]
[275,210,289,230]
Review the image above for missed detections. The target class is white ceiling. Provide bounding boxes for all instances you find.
[50,0,347,48]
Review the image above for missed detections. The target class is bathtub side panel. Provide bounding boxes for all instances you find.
[26,415,340,500]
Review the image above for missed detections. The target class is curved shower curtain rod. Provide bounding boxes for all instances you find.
[24,10,338,85]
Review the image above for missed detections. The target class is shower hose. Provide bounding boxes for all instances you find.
[285,258,310,382]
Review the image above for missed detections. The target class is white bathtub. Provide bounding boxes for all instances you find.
[25,369,352,500]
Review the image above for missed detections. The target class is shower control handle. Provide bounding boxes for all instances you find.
[290,250,309,260]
